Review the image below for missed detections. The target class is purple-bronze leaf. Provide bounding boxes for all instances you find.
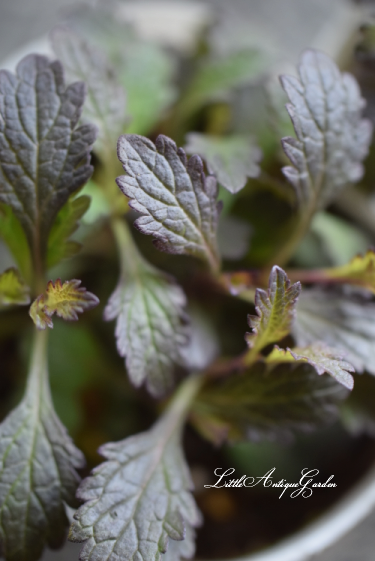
[116,134,221,272]
[280,49,372,209]
[0,54,97,267]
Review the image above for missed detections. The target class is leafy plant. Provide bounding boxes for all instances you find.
[1,5,375,561]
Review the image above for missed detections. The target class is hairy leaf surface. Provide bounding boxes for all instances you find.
[267,343,355,390]
[0,267,30,307]
[185,133,262,193]
[280,49,372,209]
[104,221,189,397]
[116,134,221,271]
[47,195,90,269]
[0,54,97,267]
[193,361,346,444]
[51,27,127,157]
[294,287,375,375]
[0,332,85,561]
[30,279,99,330]
[70,380,201,561]
[245,266,301,359]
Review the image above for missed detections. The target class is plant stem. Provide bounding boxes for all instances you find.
[25,329,49,400]
[162,374,204,430]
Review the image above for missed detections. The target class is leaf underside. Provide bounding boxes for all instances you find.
[104,261,189,398]
[69,409,201,561]
[30,278,99,330]
[294,287,375,375]
[116,134,221,271]
[280,49,372,209]
[245,266,301,355]
[185,133,262,194]
[193,361,347,444]
[0,343,85,561]
[0,54,97,264]
[268,343,355,390]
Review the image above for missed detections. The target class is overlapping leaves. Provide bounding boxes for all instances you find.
[70,380,201,561]
[104,222,189,397]
[280,49,372,210]
[0,54,97,269]
[116,134,221,271]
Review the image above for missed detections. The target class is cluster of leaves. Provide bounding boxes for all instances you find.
[0,5,375,561]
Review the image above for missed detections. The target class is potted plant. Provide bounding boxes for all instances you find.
[1,3,375,561]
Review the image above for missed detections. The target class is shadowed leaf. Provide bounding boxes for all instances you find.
[193,361,347,444]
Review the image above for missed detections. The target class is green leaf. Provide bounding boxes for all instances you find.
[245,266,301,361]
[116,134,221,271]
[47,194,90,269]
[267,343,355,390]
[69,376,202,561]
[29,278,99,330]
[280,49,372,210]
[321,249,375,294]
[104,220,189,398]
[293,287,375,376]
[192,361,347,444]
[185,133,262,193]
[0,204,31,283]
[0,331,85,561]
[120,42,176,136]
[178,49,266,122]
[0,267,30,307]
[0,54,97,269]
[51,27,127,159]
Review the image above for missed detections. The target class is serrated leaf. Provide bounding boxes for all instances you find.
[280,49,372,210]
[116,134,221,271]
[0,331,85,561]
[69,377,202,561]
[47,195,90,269]
[0,267,30,307]
[245,266,301,360]
[0,54,97,269]
[178,49,266,122]
[192,361,346,444]
[0,204,31,283]
[29,279,99,330]
[185,133,262,193]
[51,27,127,158]
[293,287,375,376]
[322,249,375,293]
[267,343,355,390]
[104,220,189,397]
